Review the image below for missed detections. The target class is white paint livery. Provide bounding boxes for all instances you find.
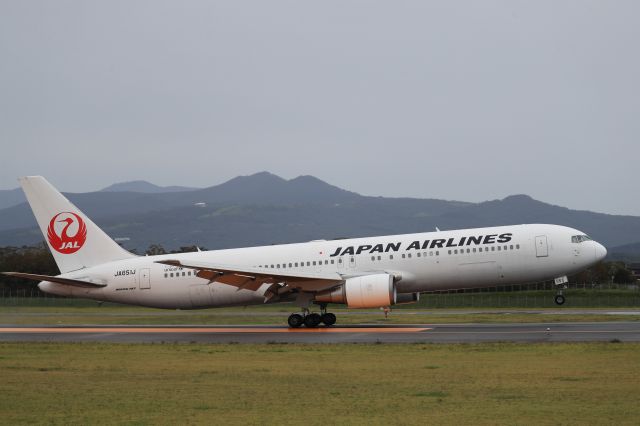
[4,176,607,327]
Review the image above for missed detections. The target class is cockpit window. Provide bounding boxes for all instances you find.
[571,235,592,243]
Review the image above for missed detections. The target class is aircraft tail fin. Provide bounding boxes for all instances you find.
[19,176,136,273]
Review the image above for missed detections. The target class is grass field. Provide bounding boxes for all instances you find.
[2,288,640,309]
[1,305,640,326]
[0,342,638,425]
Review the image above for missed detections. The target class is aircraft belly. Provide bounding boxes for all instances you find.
[125,280,191,309]
[407,259,503,291]
[208,282,265,307]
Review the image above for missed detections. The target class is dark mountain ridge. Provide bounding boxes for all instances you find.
[0,172,638,255]
[0,188,25,210]
[100,180,197,193]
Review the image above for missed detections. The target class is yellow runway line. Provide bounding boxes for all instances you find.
[0,327,431,334]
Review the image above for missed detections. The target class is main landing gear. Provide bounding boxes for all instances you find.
[288,305,337,328]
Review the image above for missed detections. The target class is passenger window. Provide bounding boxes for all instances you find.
[377,256,381,260]
[449,250,452,255]
[271,264,275,268]
[504,246,508,251]
[510,245,514,250]
[467,249,470,253]
[325,260,328,265]
[331,260,334,264]
[313,261,316,266]
[307,262,311,266]
[453,250,457,254]
[170,273,173,277]
[295,263,298,267]
[417,252,421,257]
[164,273,167,278]
[436,251,439,256]
[472,248,476,253]
[289,263,292,267]
[402,254,406,259]
[497,247,501,251]
[338,259,342,264]
[491,247,495,252]
[390,255,394,260]
[408,253,412,258]
[516,244,520,249]
[478,248,482,252]
[371,256,375,261]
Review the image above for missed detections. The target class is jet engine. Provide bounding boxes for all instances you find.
[395,292,420,304]
[315,273,397,308]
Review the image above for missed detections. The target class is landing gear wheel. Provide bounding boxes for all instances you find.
[304,313,322,328]
[554,295,566,305]
[288,313,304,328]
[320,313,337,326]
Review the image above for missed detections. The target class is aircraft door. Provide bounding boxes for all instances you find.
[139,268,151,289]
[348,255,356,269]
[535,235,549,257]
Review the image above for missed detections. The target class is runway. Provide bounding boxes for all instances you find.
[1,322,639,343]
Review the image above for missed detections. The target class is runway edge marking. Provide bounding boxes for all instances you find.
[0,327,432,334]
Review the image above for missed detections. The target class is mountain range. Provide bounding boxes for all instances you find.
[100,180,198,193]
[0,172,638,259]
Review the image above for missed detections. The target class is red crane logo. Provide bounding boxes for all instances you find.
[47,212,87,254]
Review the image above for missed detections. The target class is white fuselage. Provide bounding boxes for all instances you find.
[39,224,607,309]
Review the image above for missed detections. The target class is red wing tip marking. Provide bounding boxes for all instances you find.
[0,327,431,334]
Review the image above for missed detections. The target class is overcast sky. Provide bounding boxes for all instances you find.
[1,1,638,215]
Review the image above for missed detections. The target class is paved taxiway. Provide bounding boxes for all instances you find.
[1,322,639,343]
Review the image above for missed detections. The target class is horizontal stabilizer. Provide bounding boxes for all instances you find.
[2,272,107,288]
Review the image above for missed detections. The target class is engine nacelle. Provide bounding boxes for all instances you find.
[395,292,420,305]
[315,274,396,308]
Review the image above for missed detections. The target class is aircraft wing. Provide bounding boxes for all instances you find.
[2,272,107,288]
[155,259,344,296]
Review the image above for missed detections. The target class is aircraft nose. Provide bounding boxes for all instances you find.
[594,243,607,262]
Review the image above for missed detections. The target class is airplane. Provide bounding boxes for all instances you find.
[3,176,608,328]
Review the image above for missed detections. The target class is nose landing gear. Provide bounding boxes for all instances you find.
[553,276,568,305]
